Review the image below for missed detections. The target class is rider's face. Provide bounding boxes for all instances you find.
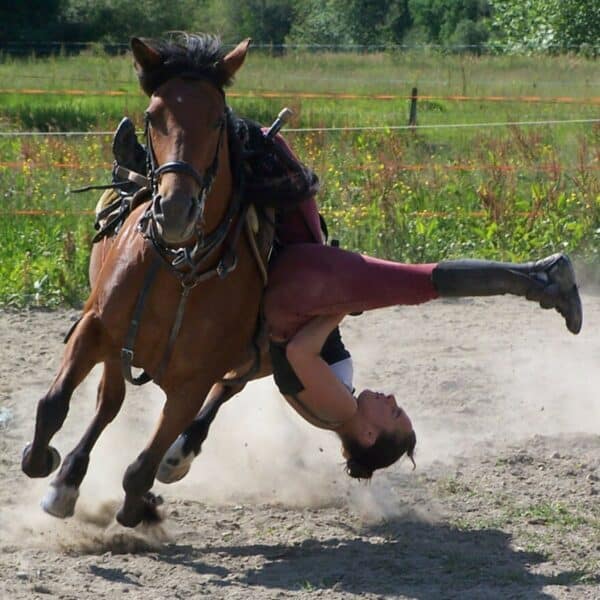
[356,389,413,437]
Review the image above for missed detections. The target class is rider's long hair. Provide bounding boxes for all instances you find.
[340,429,417,480]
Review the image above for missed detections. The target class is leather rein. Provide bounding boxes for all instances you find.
[122,91,248,386]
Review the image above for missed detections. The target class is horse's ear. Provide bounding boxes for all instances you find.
[130,37,162,73]
[220,38,251,80]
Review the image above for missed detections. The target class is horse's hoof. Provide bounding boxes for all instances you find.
[116,506,141,528]
[47,446,61,473]
[41,482,79,518]
[21,443,61,478]
[116,494,162,528]
[156,435,195,484]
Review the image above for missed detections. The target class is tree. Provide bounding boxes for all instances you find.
[203,0,294,46]
[287,0,413,47]
[61,0,209,43]
[489,0,600,53]
[408,0,491,47]
[381,0,413,45]
[0,0,65,42]
[489,0,559,50]
[286,0,354,46]
[554,0,600,52]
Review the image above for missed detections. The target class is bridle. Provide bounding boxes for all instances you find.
[145,109,225,228]
[143,95,227,247]
[137,78,245,275]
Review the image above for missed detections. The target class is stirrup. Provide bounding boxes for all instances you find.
[529,253,582,334]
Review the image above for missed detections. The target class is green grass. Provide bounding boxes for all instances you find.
[0,49,599,306]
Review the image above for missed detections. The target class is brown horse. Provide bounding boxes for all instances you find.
[21,34,270,527]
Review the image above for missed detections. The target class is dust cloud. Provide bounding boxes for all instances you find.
[5,290,597,544]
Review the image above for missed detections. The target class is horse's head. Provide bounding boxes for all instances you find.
[131,34,250,247]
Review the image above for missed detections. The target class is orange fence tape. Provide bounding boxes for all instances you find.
[1,88,600,105]
[1,160,597,173]
[0,88,132,96]
[0,161,112,169]
[0,208,540,219]
[0,209,94,216]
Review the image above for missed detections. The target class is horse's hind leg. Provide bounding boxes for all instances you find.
[156,381,244,484]
[116,381,212,528]
[21,312,107,479]
[157,350,272,485]
[41,358,125,518]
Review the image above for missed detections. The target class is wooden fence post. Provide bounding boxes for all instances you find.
[408,87,418,132]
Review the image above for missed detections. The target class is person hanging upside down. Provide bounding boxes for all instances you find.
[109,115,583,481]
[260,240,581,479]
[157,210,582,481]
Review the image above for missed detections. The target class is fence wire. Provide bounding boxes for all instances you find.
[1,117,599,138]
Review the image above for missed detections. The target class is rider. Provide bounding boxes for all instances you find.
[110,117,583,481]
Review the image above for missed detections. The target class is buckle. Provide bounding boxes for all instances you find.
[172,248,192,269]
[121,348,134,362]
[217,252,238,279]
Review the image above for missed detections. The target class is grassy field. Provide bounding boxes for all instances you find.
[0,48,599,306]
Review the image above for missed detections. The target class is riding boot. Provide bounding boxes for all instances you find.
[112,117,147,175]
[431,253,582,334]
[110,117,148,196]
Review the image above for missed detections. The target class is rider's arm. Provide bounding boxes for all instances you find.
[286,314,346,358]
[284,314,356,427]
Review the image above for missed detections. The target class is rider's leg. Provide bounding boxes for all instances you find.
[264,244,438,339]
[112,117,147,175]
[431,254,582,334]
[95,117,148,207]
[264,244,582,338]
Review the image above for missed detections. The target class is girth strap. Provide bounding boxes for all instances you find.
[152,283,191,385]
[121,257,161,385]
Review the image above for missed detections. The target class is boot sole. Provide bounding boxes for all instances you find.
[552,255,582,334]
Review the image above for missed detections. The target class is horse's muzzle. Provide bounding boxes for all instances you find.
[151,192,204,246]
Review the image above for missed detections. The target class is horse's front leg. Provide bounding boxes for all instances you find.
[22,312,107,479]
[41,358,125,518]
[156,381,244,484]
[116,380,212,528]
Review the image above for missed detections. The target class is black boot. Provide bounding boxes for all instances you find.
[112,117,147,176]
[431,253,582,334]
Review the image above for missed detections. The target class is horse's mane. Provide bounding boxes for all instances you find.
[136,33,234,95]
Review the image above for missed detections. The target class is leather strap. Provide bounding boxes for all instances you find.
[121,257,161,385]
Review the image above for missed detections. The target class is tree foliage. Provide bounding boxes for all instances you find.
[288,0,412,46]
[490,0,600,53]
[554,0,600,53]
[407,0,491,47]
[0,0,597,54]
[0,0,66,42]
[61,0,207,43]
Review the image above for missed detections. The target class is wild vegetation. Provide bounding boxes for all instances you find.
[2,1,598,54]
[0,49,599,306]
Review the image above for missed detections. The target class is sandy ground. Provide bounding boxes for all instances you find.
[0,288,599,599]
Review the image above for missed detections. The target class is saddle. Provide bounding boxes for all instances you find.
[230,115,320,210]
[94,112,319,242]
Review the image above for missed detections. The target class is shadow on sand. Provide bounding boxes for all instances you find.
[153,516,596,598]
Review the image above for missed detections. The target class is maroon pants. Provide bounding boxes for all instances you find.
[264,243,439,339]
